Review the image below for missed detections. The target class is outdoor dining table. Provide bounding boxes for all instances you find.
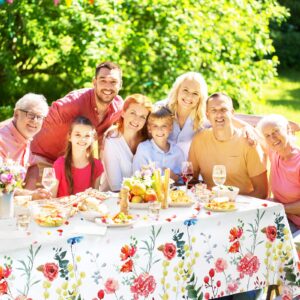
[0,195,299,300]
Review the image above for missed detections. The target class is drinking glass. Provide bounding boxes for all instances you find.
[212,165,226,186]
[181,161,194,191]
[42,168,57,191]
[148,201,161,221]
[16,213,30,231]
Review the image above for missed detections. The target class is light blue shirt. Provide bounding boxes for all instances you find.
[155,99,201,159]
[133,139,184,175]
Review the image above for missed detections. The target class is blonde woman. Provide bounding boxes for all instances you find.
[156,72,208,159]
[101,94,153,191]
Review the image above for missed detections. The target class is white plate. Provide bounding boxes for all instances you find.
[169,200,195,207]
[204,204,237,212]
[80,203,108,221]
[128,202,150,209]
[95,218,135,228]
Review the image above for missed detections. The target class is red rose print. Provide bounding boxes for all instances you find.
[229,227,243,242]
[42,263,59,281]
[97,289,105,299]
[265,226,277,242]
[120,259,133,273]
[130,273,156,298]
[120,245,137,261]
[0,266,11,279]
[216,280,221,287]
[215,258,228,273]
[162,243,176,260]
[209,268,215,278]
[237,253,260,277]
[229,241,240,253]
[204,292,210,299]
[104,278,119,294]
[0,280,8,295]
[204,276,210,284]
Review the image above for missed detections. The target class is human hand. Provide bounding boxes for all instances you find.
[31,188,52,200]
[242,126,257,146]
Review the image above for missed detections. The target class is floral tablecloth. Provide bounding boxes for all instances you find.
[0,196,299,300]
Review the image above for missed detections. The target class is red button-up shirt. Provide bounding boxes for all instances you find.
[31,88,123,162]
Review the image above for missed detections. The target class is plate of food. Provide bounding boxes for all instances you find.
[76,189,110,201]
[95,212,135,227]
[30,201,69,227]
[204,197,237,212]
[79,198,108,221]
[169,190,195,207]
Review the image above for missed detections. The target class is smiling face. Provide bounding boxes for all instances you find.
[148,117,173,144]
[14,105,46,139]
[206,96,234,129]
[69,124,95,152]
[122,103,150,133]
[261,123,289,153]
[177,79,201,112]
[93,67,122,105]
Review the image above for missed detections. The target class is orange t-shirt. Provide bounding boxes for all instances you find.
[189,128,266,195]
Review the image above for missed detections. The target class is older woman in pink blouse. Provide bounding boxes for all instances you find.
[257,114,300,234]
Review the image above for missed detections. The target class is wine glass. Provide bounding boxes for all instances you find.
[212,165,226,187]
[42,168,57,191]
[181,161,194,191]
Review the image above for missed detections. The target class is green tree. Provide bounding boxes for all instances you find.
[0,0,288,120]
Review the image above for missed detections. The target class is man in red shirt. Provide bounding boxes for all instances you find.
[31,61,123,162]
[27,62,123,189]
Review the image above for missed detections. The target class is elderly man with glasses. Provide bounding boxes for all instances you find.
[0,93,51,199]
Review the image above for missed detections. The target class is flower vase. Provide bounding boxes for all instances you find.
[0,192,14,219]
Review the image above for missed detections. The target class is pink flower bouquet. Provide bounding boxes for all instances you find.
[0,159,26,193]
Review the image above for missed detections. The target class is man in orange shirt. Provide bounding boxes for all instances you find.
[189,92,268,199]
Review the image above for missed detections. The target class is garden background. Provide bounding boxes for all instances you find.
[0,0,299,131]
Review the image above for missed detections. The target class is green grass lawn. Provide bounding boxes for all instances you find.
[248,69,300,144]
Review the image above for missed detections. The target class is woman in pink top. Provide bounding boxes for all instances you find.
[257,114,300,233]
[54,116,104,197]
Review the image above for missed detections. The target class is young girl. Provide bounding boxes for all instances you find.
[53,116,104,197]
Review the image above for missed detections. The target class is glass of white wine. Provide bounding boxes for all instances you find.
[42,168,57,191]
[212,165,226,187]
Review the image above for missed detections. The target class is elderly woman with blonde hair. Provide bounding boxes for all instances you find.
[257,114,300,234]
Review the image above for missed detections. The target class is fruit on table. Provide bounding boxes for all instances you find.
[131,182,146,196]
[112,212,133,224]
[144,188,157,202]
[131,195,143,203]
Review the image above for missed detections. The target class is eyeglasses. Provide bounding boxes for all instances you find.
[19,109,46,122]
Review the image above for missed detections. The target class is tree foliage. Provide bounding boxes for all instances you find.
[0,0,288,119]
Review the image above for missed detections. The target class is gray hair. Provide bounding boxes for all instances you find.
[257,114,289,133]
[256,114,297,144]
[15,93,49,116]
